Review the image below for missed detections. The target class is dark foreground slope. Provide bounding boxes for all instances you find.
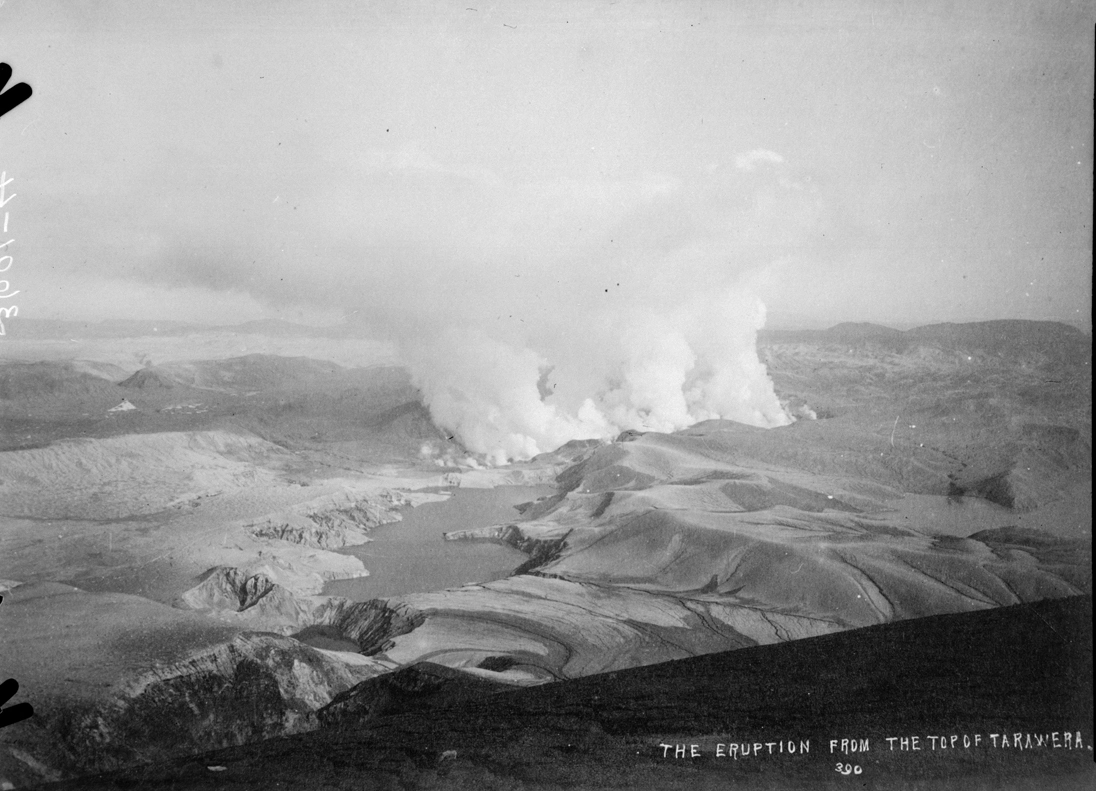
[41,595,1093,791]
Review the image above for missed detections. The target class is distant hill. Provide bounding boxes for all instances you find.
[118,368,179,390]
[823,321,903,339]
[207,319,360,338]
[140,354,345,393]
[365,401,451,444]
[0,360,123,402]
[3,317,368,340]
[905,320,1090,362]
[760,323,901,345]
[761,319,1091,364]
[1,318,200,339]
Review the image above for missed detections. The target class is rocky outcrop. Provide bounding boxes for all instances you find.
[4,633,388,782]
[176,552,366,630]
[179,566,280,611]
[317,662,514,730]
[118,368,178,389]
[246,488,410,549]
[175,566,328,632]
[444,522,571,575]
[178,578,429,653]
[313,598,428,655]
[0,583,434,786]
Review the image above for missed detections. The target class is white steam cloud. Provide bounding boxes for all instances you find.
[734,148,786,171]
[390,160,812,461]
[381,155,818,463]
[405,283,789,464]
[121,147,828,463]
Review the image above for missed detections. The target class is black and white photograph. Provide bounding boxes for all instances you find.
[0,2,1091,789]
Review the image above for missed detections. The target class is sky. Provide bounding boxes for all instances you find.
[0,0,1091,331]
[2,0,1091,459]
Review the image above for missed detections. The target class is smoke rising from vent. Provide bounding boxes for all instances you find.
[380,159,811,463]
[44,140,823,463]
[404,282,789,464]
[153,151,817,462]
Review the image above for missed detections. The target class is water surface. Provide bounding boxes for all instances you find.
[324,484,556,601]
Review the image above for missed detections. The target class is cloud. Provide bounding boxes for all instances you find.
[30,145,828,462]
[734,148,785,171]
[349,160,816,461]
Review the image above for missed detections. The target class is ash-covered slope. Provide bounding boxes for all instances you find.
[116,358,450,459]
[327,427,1086,685]
[17,408,1079,783]
[127,355,345,394]
[169,416,1086,690]
[0,361,125,402]
[42,595,1093,791]
[1,322,1088,788]
[0,582,385,787]
[759,319,1091,514]
[0,481,441,787]
[0,361,134,449]
[116,368,181,390]
[0,430,293,519]
[142,365,1088,692]
[1,353,454,464]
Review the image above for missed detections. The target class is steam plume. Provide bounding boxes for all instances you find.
[118,149,823,462]
[389,157,809,462]
[404,281,789,464]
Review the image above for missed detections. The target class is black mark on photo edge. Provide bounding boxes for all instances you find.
[0,679,34,729]
[0,594,35,728]
[0,62,33,120]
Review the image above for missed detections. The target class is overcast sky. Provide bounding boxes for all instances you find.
[0,0,1091,331]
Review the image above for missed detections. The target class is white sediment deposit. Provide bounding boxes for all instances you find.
[0,430,291,519]
[243,487,413,549]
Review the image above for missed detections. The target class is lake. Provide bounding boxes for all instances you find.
[323,484,557,601]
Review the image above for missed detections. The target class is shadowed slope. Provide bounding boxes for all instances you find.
[42,596,1093,790]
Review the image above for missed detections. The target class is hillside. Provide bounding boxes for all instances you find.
[0,319,1090,788]
[39,595,1094,791]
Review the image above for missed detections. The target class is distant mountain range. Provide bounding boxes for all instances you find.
[0,318,367,340]
[5,316,1091,344]
[760,319,1092,365]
